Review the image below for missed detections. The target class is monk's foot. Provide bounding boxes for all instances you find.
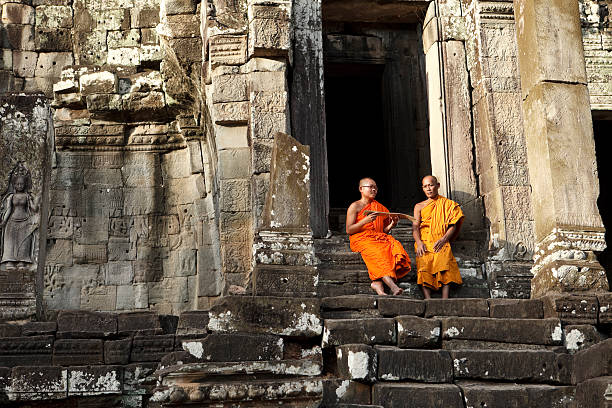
[371,282,387,296]
[392,287,404,296]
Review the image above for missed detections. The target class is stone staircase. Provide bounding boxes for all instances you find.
[315,225,489,299]
[0,293,611,406]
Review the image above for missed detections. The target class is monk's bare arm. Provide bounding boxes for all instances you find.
[346,203,377,235]
[433,224,457,252]
[413,203,427,257]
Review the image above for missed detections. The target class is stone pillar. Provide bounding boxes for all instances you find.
[461,0,536,298]
[0,93,52,320]
[423,0,486,283]
[291,0,329,238]
[514,0,608,297]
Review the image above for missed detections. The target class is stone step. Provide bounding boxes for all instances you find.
[156,358,323,382]
[439,317,562,345]
[208,296,321,338]
[372,383,464,407]
[450,349,572,384]
[458,381,575,407]
[319,280,489,299]
[153,377,325,406]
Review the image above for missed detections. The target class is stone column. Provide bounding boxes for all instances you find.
[514,0,608,297]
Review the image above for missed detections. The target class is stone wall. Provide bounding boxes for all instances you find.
[581,0,612,110]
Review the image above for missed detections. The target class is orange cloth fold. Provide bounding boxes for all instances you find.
[415,196,464,290]
[349,201,411,281]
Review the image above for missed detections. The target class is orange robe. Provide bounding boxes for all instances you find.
[415,196,464,290]
[349,201,411,281]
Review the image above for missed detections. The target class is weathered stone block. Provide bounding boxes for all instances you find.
[73,244,108,264]
[212,74,248,103]
[396,316,441,348]
[209,35,247,68]
[8,366,67,400]
[424,298,489,317]
[0,336,53,367]
[461,383,576,408]
[377,346,453,382]
[57,310,117,338]
[451,350,566,383]
[108,239,136,262]
[574,376,612,408]
[103,261,134,285]
[177,311,209,335]
[572,338,612,384]
[322,318,395,348]
[209,296,321,337]
[248,4,290,57]
[117,311,162,335]
[253,265,318,297]
[543,294,598,325]
[373,383,463,407]
[564,324,604,353]
[214,101,249,125]
[181,333,283,362]
[488,298,544,318]
[322,379,372,406]
[4,24,35,50]
[164,13,199,37]
[131,335,175,362]
[0,324,22,337]
[597,292,612,324]
[134,260,163,283]
[35,5,72,28]
[321,295,378,312]
[219,179,251,211]
[162,0,196,15]
[80,71,118,94]
[130,6,159,28]
[2,3,35,24]
[105,338,132,365]
[12,50,38,77]
[67,365,123,395]
[168,37,202,63]
[107,29,141,49]
[53,339,104,365]
[35,27,72,51]
[22,321,57,336]
[440,317,563,345]
[378,298,425,317]
[74,217,109,244]
[336,344,377,382]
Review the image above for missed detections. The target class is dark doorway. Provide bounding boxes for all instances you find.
[322,22,430,225]
[325,63,387,208]
[593,116,612,285]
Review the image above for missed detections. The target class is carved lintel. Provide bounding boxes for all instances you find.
[531,227,609,298]
[253,229,315,267]
[478,1,515,21]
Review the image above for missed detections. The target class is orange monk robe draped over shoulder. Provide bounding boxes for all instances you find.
[415,195,464,290]
[349,201,411,281]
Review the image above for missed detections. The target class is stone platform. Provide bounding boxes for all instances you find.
[0,294,610,406]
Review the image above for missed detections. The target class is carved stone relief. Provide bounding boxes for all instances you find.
[1,164,40,272]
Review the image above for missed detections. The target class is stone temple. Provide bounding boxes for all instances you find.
[0,0,611,406]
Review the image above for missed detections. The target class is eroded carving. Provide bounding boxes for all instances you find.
[0,164,40,271]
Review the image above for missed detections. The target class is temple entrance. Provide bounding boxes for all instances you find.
[593,115,612,285]
[322,13,430,226]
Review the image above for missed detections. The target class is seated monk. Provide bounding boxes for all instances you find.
[346,178,411,295]
[413,175,464,299]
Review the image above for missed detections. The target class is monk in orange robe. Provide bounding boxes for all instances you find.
[413,175,464,299]
[346,178,411,295]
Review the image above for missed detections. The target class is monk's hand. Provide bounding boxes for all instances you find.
[364,213,378,224]
[416,241,427,257]
[433,237,448,253]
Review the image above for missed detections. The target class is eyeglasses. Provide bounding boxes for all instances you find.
[362,185,378,189]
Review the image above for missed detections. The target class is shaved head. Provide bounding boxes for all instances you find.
[422,175,439,185]
[359,177,375,187]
